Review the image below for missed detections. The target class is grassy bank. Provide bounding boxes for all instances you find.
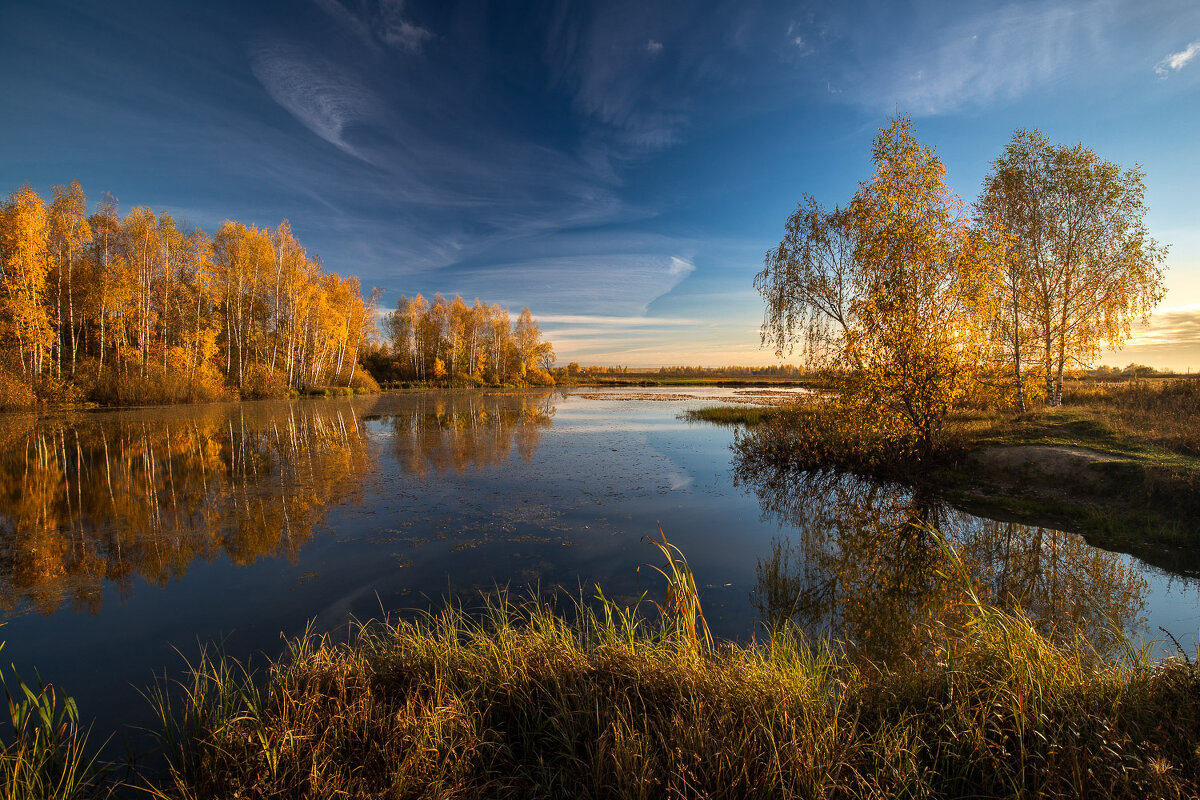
[5,588,1200,797]
[4,530,1197,799]
[704,380,1200,561]
[4,576,1179,799]
[139,597,1195,799]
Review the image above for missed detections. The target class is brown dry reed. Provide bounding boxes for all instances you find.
[137,539,1200,799]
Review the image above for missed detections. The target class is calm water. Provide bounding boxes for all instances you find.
[0,388,1197,748]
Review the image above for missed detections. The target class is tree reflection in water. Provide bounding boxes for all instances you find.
[0,392,560,617]
[383,391,555,476]
[736,459,1148,665]
[0,400,375,615]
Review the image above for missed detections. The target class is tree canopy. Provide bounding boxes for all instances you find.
[758,117,991,452]
[758,117,1168,450]
[0,180,380,407]
[978,130,1167,408]
[382,294,555,386]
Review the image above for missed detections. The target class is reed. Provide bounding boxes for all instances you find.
[4,533,1198,798]
[681,405,778,427]
[139,538,1200,799]
[0,657,108,800]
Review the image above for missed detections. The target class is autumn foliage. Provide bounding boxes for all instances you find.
[381,293,555,386]
[0,182,379,408]
[757,118,1167,455]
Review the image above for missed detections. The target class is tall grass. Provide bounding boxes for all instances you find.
[2,531,1197,797]
[0,658,107,799]
[681,405,778,427]
[138,538,1200,798]
[1061,378,1200,456]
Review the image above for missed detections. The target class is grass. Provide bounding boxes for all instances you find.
[3,527,1200,798]
[949,382,1200,541]
[0,656,109,799]
[681,404,782,427]
[135,560,1198,799]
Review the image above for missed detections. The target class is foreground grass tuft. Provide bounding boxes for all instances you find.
[141,594,1200,798]
[0,661,108,800]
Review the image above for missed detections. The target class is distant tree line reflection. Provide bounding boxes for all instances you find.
[382,391,555,477]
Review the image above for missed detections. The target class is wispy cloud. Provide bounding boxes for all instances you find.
[250,43,377,161]
[378,0,433,52]
[312,0,433,54]
[445,254,696,316]
[1099,305,1200,371]
[833,1,1104,115]
[542,2,765,158]
[538,314,699,326]
[1155,40,1200,75]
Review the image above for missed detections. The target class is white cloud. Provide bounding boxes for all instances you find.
[448,253,696,316]
[667,256,695,277]
[378,0,433,53]
[1155,40,1200,75]
[840,2,1103,115]
[250,44,378,161]
[538,314,699,326]
[645,39,664,55]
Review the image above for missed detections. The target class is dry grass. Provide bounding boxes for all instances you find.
[3,529,1198,798]
[1059,379,1200,456]
[137,582,1200,799]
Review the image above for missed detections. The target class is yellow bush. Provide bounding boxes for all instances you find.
[0,369,37,410]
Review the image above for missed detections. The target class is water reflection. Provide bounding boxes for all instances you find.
[0,401,374,615]
[737,462,1148,663]
[380,391,556,476]
[0,392,561,617]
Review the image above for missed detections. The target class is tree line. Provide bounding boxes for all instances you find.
[0,181,379,408]
[757,118,1167,452]
[368,293,556,386]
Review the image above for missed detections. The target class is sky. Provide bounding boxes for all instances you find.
[2,0,1199,369]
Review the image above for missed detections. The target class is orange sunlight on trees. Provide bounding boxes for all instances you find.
[0,182,380,407]
[380,294,555,386]
[758,117,1168,451]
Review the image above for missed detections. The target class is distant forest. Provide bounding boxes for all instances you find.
[365,294,556,386]
[0,181,378,408]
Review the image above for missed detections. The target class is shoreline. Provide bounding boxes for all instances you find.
[688,399,1200,573]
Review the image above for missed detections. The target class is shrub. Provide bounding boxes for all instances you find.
[0,369,37,411]
[240,364,289,400]
[349,369,381,393]
[85,364,232,406]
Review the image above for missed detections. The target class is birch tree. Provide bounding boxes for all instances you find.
[979,130,1167,406]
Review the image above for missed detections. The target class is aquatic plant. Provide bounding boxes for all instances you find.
[0,649,106,800]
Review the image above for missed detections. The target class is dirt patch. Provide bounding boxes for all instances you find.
[963,445,1139,500]
[968,445,1116,477]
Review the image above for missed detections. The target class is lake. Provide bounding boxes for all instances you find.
[0,388,1197,751]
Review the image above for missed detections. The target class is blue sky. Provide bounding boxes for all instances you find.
[3,0,1198,368]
